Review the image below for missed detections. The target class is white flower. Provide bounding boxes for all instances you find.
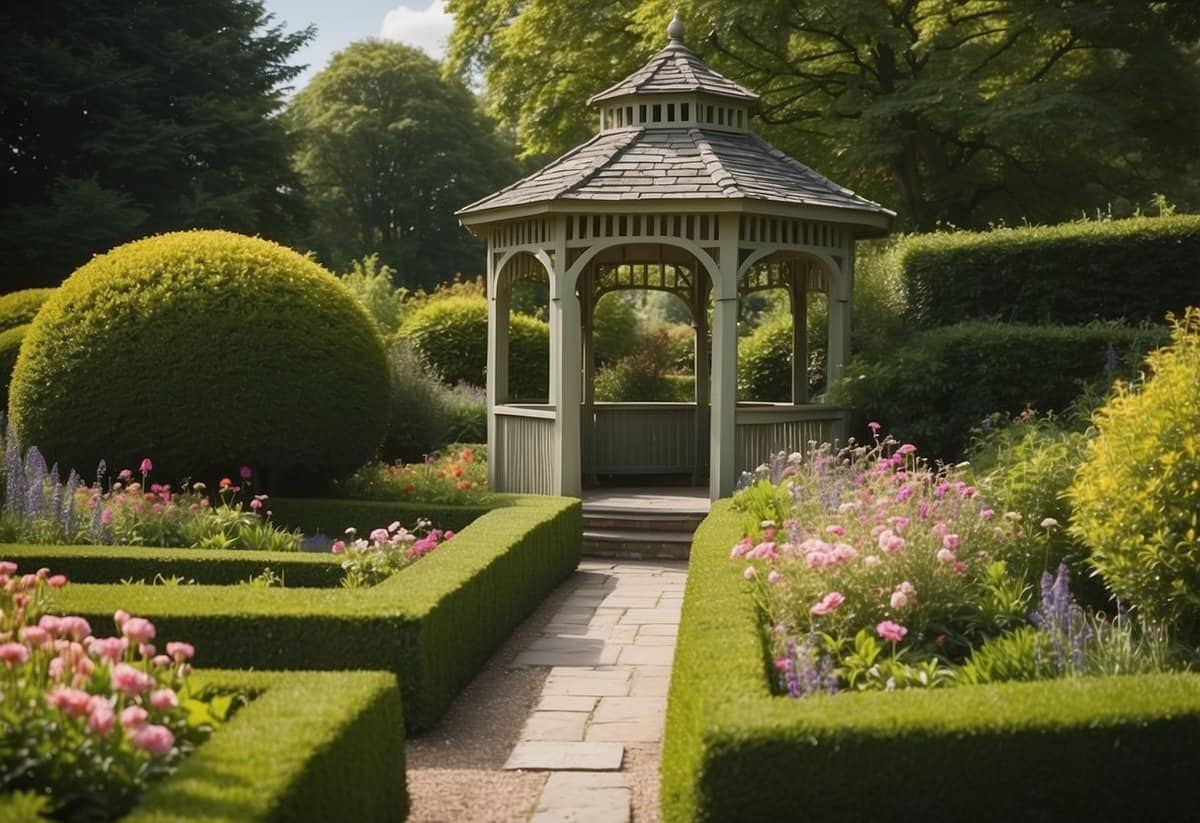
[1040,517,1060,529]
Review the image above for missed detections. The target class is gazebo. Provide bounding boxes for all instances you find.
[457,14,893,500]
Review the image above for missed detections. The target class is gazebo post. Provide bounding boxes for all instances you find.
[791,273,809,404]
[580,268,596,485]
[710,213,740,498]
[486,247,510,490]
[827,249,855,383]
[550,221,582,496]
[692,274,710,485]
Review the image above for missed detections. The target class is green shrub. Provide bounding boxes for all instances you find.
[968,416,1105,607]
[736,314,825,401]
[41,494,581,732]
[594,329,687,401]
[340,254,408,337]
[592,292,639,366]
[0,288,53,332]
[399,294,548,400]
[8,231,390,489]
[382,340,449,461]
[662,501,1200,823]
[1069,308,1200,641]
[128,669,406,823]
[444,383,487,443]
[900,215,1200,328]
[0,323,28,410]
[829,321,1165,460]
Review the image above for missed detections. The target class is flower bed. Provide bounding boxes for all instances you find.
[661,501,1200,822]
[10,495,580,732]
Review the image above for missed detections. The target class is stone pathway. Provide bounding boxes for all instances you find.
[505,559,686,823]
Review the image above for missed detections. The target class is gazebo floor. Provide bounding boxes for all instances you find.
[581,487,710,560]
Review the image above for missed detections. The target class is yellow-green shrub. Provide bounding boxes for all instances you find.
[8,231,390,486]
[0,288,53,332]
[1068,308,1200,639]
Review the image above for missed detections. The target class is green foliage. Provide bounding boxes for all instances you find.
[594,328,693,402]
[340,254,408,337]
[382,341,450,462]
[0,323,28,410]
[125,670,406,823]
[1069,309,1200,641]
[399,294,548,400]
[901,216,1200,328]
[448,1,1200,230]
[957,626,1048,685]
[443,384,487,444]
[0,2,312,289]
[736,314,825,401]
[830,321,1165,460]
[7,231,391,489]
[41,495,581,732]
[287,39,518,288]
[592,292,640,366]
[968,415,1104,606]
[343,446,492,506]
[662,500,1200,823]
[0,289,53,332]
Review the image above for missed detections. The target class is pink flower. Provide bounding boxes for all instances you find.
[132,724,175,756]
[743,565,757,581]
[92,636,128,663]
[867,421,881,432]
[114,609,131,631]
[122,617,156,644]
[139,458,153,474]
[863,555,882,568]
[825,524,845,537]
[878,530,905,555]
[979,507,996,521]
[151,654,172,669]
[0,642,30,667]
[767,570,782,585]
[47,574,68,588]
[369,528,390,544]
[942,534,961,551]
[47,686,92,718]
[121,705,149,729]
[810,592,845,616]
[331,540,346,555]
[149,688,179,710]
[88,702,116,736]
[111,663,155,695]
[877,620,908,643]
[0,561,17,575]
[831,543,858,564]
[139,643,156,659]
[59,616,91,640]
[240,465,253,480]
[19,626,49,647]
[896,444,917,455]
[166,642,195,662]
[936,547,956,564]
[100,509,115,526]
[249,498,262,512]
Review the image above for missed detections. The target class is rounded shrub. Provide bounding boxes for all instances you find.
[0,324,29,409]
[1068,308,1200,639]
[8,231,390,487]
[399,294,548,400]
[737,314,825,401]
[0,289,54,333]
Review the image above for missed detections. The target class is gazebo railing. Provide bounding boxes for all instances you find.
[734,403,849,473]
[493,404,557,495]
[586,402,703,475]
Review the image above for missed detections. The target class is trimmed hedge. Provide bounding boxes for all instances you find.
[127,669,406,822]
[901,215,1200,328]
[662,501,1200,823]
[829,321,1166,460]
[36,494,580,732]
[399,294,548,400]
[8,230,391,489]
[0,323,28,409]
[0,288,53,332]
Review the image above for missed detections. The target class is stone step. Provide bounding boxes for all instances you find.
[582,510,705,533]
[582,528,693,561]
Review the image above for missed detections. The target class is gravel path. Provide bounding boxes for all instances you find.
[405,560,685,822]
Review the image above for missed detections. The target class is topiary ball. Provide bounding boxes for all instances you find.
[1068,307,1200,640]
[8,231,391,488]
[0,288,54,333]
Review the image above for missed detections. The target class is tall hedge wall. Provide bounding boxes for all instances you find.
[901,215,1200,328]
[829,321,1166,460]
[662,501,1200,823]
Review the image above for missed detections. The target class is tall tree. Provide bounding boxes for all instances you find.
[448,0,1200,230]
[286,40,518,289]
[0,0,312,289]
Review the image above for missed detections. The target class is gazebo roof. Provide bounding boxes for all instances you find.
[457,127,886,215]
[457,13,892,227]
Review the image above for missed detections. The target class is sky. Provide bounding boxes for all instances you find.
[262,0,455,92]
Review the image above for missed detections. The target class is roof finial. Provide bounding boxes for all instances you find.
[667,11,685,44]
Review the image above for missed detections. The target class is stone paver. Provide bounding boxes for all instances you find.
[504,559,686,821]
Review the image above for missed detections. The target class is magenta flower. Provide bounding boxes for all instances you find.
[100,509,114,526]
[867,421,881,432]
[876,620,908,643]
[139,458,153,474]
[942,533,961,551]
[240,465,253,480]
[810,592,845,616]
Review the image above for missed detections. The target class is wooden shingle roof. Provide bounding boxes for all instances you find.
[587,41,759,106]
[457,127,887,215]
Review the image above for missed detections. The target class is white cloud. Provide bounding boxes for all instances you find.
[380,0,454,60]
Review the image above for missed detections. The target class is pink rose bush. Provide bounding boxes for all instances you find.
[0,562,223,819]
[733,436,1030,696]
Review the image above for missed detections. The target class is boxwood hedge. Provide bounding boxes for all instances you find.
[0,288,53,332]
[30,494,580,732]
[662,501,1200,823]
[900,215,1200,328]
[126,669,405,823]
[0,323,29,409]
